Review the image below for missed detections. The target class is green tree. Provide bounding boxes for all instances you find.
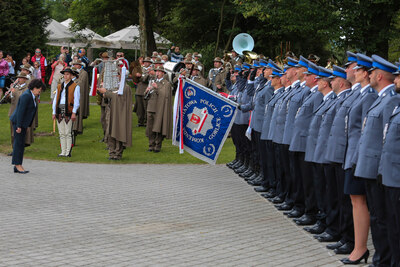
[0,0,49,63]
[45,0,73,22]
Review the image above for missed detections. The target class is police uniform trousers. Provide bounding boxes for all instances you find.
[238,124,252,163]
[334,164,354,245]
[251,130,262,173]
[363,178,391,267]
[384,186,400,267]
[277,144,292,201]
[11,124,27,165]
[298,152,318,216]
[146,112,163,151]
[312,163,327,224]
[289,151,305,213]
[260,139,275,189]
[135,95,147,125]
[323,164,340,237]
[231,123,241,160]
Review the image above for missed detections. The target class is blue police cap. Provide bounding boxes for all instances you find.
[344,51,357,67]
[304,62,319,75]
[266,59,280,70]
[316,66,333,79]
[253,60,260,68]
[295,55,309,68]
[369,55,398,73]
[286,57,298,68]
[259,59,268,67]
[270,66,283,77]
[353,53,373,70]
[234,64,242,72]
[329,65,347,79]
[242,62,251,70]
[394,66,400,75]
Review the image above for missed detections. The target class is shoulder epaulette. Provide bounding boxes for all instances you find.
[390,88,397,96]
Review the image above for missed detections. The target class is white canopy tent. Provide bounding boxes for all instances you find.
[60,18,118,49]
[104,25,171,50]
[46,19,83,47]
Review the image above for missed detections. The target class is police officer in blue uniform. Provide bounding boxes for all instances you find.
[304,66,336,236]
[352,55,400,267]
[289,62,323,228]
[314,66,352,244]
[379,67,400,267]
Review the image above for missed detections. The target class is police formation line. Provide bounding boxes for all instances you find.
[226,52,400,267]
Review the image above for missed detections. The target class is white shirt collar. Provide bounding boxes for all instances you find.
[352,83,361,90]
[337,88,351,98]
[310,85,318,92]
[300,81,306,87]
[291,80,300,87]
[323,90,334,101]
[378,84,393,97]
[360,84,370,94]
[284,86,291,92]
[156,77,164,82]
[275,87,284,94]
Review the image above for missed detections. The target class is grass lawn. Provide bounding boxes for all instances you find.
[0,88,235,164]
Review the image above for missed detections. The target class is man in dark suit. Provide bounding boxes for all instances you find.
[10,79,45,174]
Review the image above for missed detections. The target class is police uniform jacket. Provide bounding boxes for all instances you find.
[313,89,351,164]
[304,91,336,162]
[380,105,400,187]
[229,77,247,124]
[325,85,361,164]
[250,80,273,132]
[260,87,285,140]
[343,85,377,170]
[272,80,301,144]
[289,86,323,152]
[282,82,311,145]
[268,86,291,141]
[236,81,254,125]
[354,85,400,179]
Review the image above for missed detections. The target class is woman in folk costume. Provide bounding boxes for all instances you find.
[145,66,172,153]
[97,61,132,160]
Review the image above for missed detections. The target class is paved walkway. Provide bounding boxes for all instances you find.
[0,156,371,266]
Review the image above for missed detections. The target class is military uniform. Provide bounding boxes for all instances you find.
[135,58,152,126]
[146,68,173,152]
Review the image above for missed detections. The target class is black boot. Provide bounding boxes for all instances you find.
[227,158,238,169]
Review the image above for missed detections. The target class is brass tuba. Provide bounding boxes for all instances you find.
[232,33,257,64]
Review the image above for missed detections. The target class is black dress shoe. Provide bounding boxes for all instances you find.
[254,186,269,193]
[334,242,354,255]
[240,169,253,177]
[14,166,29,174]
[244,172,257,180]
[271,196,284,204]
[248,176,262,186]
[153,150,160,153]
[341,250,369,265]
[304,223,325,234]
[7,152,13,156]
[314,232,340,242]
[261,190,276,199]
[294,215,316,226]
[147,149,153,152]
[234,165,247,174]
[231,160,243,169]
[326,240,344,250]
[276,203,293,211]
[226,159,238,168]
[287,209,303,218]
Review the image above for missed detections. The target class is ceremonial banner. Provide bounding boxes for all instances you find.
[173,78,238,164]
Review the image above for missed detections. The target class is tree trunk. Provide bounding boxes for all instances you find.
[139,0,157,57]
[214,0,227,57]
[224,13,238,52]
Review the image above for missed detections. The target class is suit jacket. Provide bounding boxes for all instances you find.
[324,87,361,164]
[304,92,336,162]
[10,89,37,129]
[289,89,323,152]
[354,85,400,179]
[260,87,285,140]
[380,105,400,187]
[343,86,377,170]
[313,89,351,164]
[282,83,310,145]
